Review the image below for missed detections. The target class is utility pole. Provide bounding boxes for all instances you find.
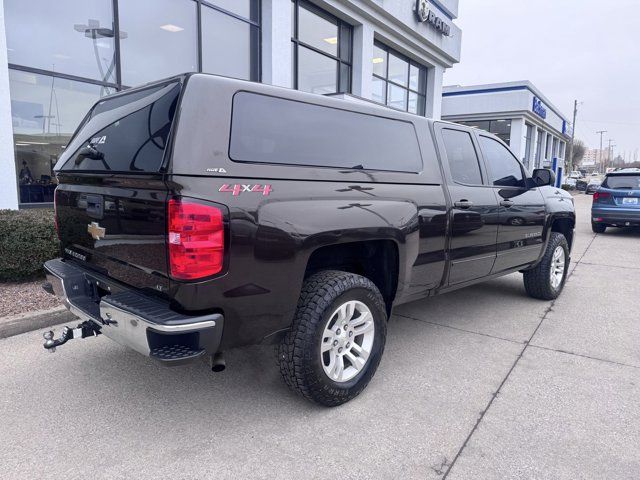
[596,130,607,173]
[607,139,616,169]
[567,100,579,171]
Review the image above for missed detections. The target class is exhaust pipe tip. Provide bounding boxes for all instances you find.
[211,352,226,372]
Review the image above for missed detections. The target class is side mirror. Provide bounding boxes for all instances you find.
[531,168,555,187]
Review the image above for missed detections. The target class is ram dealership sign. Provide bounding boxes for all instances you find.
[415,0,451,36]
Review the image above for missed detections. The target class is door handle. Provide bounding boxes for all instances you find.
[454,200,474,209]
[500,200,515,207]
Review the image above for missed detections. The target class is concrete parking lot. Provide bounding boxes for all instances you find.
[1,193,638,479]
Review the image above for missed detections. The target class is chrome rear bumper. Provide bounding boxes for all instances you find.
[44,259,223,364]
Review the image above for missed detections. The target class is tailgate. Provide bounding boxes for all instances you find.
[54,79,183,294]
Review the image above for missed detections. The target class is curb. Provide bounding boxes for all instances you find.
[0,306,75,339]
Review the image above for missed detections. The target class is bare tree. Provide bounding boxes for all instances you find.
[570,139,586,166]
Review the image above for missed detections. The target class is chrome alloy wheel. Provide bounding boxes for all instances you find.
[550,245,566,290]
[321,300,375,383]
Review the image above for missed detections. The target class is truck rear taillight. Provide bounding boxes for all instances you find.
[168,198,225,280]
[593,191,610,202]
[53,188,60,240]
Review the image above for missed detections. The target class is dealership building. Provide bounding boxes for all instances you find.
[442,81,572,184]
[0,0,461,209]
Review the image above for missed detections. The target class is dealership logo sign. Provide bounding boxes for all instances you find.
[532,97,547,119]
[415,0,451,36]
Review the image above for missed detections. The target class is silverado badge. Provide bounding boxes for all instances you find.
[87,221,106,240]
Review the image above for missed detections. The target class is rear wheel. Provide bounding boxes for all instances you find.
[591,222,606,233]
[278,270,387,407]
[523,232,569,300]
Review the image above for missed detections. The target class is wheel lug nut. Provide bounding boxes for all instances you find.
[336,329,341,335]
[338,347,343,353]
[349,331,353,337]
[346,342,350,348]
[333,340,338,346]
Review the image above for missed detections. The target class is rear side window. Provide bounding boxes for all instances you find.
[479,136,525,188]
[441,129,483,185]
[229,92,422,173]
[603,174,640,190]
[61,82,181,172]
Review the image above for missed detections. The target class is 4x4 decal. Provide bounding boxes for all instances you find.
[218,184,272,196]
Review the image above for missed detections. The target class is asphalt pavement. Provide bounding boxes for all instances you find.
[1,193,638,479]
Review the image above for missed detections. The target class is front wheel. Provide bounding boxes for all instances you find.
[278,270,387,407]
[523,232,569,300]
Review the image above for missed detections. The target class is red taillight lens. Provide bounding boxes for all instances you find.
[168,198,225,280]
[53,188,60,240]
[593,191,610,202]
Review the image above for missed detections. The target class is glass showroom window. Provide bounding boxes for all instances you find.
[5,0,262,205]
[5,0,116,84]
[201,2,260,81]
[457,120,512,145]
[524,123,534,168]
[292,0,352,95]
[9,70,107,204]
[207,0,260,22]
[371,42,427,115]
[119,0,198,87]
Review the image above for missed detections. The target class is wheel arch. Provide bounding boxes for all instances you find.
[304,239,400,317]
[549,214,576,251]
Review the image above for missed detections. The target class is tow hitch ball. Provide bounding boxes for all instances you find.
[43,321,101,353]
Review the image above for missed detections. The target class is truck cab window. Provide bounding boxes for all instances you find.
[441,128,483,185]
[479,136,525,188]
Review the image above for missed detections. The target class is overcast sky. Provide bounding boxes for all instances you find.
[444,0,640,160]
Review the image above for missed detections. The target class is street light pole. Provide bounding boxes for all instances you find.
[596,130,607,172]
[567,100,578,172]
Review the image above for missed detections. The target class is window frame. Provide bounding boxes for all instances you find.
[291,0,352,94]
[372,40,428,116]
[477,133,527,189]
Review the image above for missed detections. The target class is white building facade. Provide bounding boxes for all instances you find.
[581,148,608,169]
[442,81,571,185]
[0,0,461,209]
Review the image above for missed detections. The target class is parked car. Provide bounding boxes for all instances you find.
[41,74,576,406]
[564,177,577,188]
[592,169,640,233]
[575,179,588,192]
[585,178,602,194]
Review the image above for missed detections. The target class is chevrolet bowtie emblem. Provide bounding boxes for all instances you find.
[87,222,106,240]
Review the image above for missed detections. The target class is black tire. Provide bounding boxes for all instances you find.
[592,222,606,233]
[278,270,387,407]
[523,232,569,300]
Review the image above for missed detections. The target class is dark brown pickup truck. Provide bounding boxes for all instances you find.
[43,73,575,406]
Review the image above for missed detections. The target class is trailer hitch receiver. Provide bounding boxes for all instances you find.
[43,321,101,353]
